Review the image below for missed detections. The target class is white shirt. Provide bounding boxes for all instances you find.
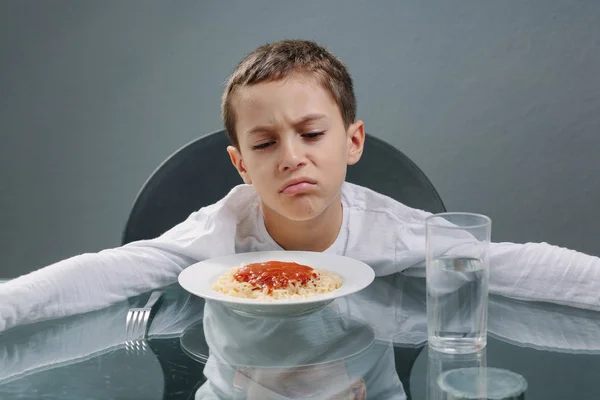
[1,182,600,333]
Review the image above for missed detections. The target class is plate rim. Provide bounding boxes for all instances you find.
[178,250,375,306]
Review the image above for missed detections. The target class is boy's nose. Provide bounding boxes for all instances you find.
[278,142,306,172]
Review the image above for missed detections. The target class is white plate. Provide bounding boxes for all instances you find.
[178,251,375,318]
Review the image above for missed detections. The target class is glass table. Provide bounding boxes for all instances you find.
[1,274,599,399]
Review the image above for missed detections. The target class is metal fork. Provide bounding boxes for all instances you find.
[125,290,164,342]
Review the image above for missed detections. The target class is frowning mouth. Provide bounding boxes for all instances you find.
[279,178,317,195]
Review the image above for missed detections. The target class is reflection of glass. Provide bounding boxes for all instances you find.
[427,348,486,400]
[426,213,491,354]
[438,367,527,400]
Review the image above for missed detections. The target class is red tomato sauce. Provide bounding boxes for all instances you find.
[234,261,318,293]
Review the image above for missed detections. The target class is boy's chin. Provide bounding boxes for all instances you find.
[280,207,323,222]
[275,201,329,222]
[263,195,336,223]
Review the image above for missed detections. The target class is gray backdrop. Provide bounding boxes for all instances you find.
[1,0,599,278]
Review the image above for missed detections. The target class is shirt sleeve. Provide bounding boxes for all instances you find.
[0,206,236,332]
[486,241,600,310]
[396,209,600,311]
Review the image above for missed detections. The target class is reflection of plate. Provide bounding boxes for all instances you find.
[180,321,210,363]
[178,251,375,318]
[180,311,376,369]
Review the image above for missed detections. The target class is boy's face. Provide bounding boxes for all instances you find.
[227,74,364,222]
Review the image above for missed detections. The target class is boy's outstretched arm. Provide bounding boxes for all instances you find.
[0,206,236,332]
[395,210,600,311]
[0,245,191,333]
[486,241,600,310]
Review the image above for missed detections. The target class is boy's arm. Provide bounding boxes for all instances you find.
[0,207,235,332]
[396,212,600,310]
[0,244,194,332]
[486,241,600,311]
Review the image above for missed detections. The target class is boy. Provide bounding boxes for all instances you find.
[1,39,599,333]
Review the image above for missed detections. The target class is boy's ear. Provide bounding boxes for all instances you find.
[346,120,365,166]
[227,146,253,184]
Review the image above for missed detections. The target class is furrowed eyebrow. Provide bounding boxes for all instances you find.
[245,114,328,136]
[291,113,328,127]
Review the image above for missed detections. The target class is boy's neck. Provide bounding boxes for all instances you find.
[262,196,343,252]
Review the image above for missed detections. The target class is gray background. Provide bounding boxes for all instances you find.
[1,0,599,278]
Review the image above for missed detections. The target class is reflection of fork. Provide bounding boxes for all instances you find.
[125,338,151,356]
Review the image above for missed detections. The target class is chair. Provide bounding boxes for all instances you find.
[122,129,445,399]
[122,129,445,245]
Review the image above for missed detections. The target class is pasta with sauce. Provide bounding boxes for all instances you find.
[211,261,343,300]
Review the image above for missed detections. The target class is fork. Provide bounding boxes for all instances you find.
[125,290,164,342]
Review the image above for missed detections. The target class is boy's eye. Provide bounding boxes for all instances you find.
[252,141,275,150]
[302,132,325,139]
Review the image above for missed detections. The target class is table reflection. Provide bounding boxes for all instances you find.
[1,274,600,399]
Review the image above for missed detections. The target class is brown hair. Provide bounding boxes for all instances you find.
[221,40,356,148]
